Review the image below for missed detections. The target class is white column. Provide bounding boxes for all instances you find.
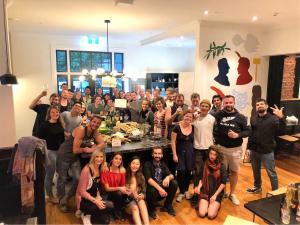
[0,0,17,148]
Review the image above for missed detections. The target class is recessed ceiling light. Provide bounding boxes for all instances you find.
[8,17,20,21]
[252,16,258,21]
[204,10,209,15]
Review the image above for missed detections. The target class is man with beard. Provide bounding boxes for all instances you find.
[144,147,178,219]
[189,93,201,113]
[57,115,105,212]
[246,99,285,193]
[29,90,60,137]
[214,95,250,205]
[165,93,188,139]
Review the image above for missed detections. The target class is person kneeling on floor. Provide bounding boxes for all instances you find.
[194,145,226,219]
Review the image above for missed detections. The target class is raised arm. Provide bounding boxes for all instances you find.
[29,90,47,110]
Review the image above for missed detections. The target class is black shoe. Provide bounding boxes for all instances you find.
[161,205,176,217]
[148,210,157,219]
[246,187,262,194]
[190,195,198,207]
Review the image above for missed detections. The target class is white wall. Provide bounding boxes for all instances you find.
[261,25,300,56]
[10,31,194,139]
[0,0,17,148]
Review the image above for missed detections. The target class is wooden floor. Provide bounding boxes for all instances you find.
[47,155,300,225]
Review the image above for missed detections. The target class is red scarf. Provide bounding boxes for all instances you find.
[199,159,221,200]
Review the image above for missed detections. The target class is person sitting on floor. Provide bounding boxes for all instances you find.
[125,156,149,225]
[194,145,227,219]
[101,152,129,220]
[77,148,113,225]
[143,147,178,219]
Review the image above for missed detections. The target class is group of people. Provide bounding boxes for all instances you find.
[30,83,286,224]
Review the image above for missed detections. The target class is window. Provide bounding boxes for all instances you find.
[114,52,124,73]
[56,50,67,72]
[70,51,112,72]
[57,75,68,94]
[71,75,91,93]
[55,49,123,94]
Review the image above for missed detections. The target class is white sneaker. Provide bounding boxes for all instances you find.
[185,191,192,200]
[81,214,92,225]
[229,194,240,205]
[176,193,185,202]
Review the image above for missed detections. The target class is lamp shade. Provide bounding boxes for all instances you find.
[0,73,18,85]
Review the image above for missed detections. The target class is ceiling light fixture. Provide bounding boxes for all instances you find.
[252,16,258,21]
[204,10,209,15]
[115,0,134,6]
[0,0,18,85]
[81,20,124,88]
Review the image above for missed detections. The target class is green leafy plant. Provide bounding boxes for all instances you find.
[204,42,231,60]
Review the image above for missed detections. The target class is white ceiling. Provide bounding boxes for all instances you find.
[7,0,300,46]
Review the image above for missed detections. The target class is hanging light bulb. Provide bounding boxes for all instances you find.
[97,68,105,75]
[79,75,85,82]
[82,69,89,75]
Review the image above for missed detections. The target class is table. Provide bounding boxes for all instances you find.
[244,194,300,225]
[105,137,170,154]
[104,137,172,167]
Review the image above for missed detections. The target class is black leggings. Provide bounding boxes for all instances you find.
[80,199,113,225]
[177,170,192,194]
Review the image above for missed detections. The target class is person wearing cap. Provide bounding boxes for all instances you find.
[191,99,215,206]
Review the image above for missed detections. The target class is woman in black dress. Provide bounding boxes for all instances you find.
[171,109,194,202]
[194,145,226,219]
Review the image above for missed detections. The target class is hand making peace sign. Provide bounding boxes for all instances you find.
[270,104,284,119]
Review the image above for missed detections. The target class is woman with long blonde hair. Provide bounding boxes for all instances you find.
[76,148,113,225]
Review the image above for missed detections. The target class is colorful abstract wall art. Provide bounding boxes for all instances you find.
[232,33,260,53]
[251,85,262,118]
[210,86,225,98]
[232,89,248,111]
[236,51,253,85]
[204,42,231,60]
[214,58,230,86]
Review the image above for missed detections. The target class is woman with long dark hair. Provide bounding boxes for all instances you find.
[77,148,113,225]
[153,96,167,138]
[125,156,149,225]
[101,152,129,219]
[38,105,65,204]
[194,145,227,219]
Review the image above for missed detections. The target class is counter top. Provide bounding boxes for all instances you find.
[105,137,171,154]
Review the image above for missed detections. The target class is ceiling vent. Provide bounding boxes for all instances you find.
[115,0,134,6]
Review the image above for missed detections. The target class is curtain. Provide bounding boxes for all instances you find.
[293,57,300,98]
[266,56,285,107]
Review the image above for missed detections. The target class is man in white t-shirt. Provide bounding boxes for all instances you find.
[191,99,215,206]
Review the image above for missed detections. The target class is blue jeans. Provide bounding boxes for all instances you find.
[45,149,57,197]
[56,158,81,201]
[250,150,278,190]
